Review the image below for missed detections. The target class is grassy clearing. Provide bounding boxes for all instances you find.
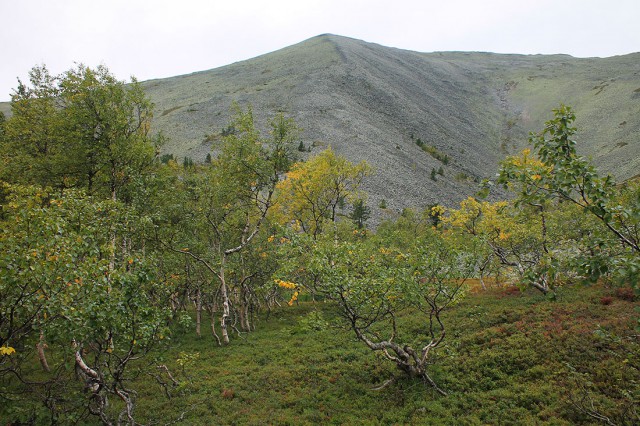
[125,283,639,425]
[2,284,636,424]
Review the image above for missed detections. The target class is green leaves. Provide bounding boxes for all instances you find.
[274,224,473,392]
[2,64,157,200]
[496,104,639,288]
[0,184,172,422]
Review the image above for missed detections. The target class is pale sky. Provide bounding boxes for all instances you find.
[1,0,638,101]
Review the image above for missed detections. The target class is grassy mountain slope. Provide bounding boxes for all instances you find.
[142,35,639,213]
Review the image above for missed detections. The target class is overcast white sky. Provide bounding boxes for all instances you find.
[1,0,638,101]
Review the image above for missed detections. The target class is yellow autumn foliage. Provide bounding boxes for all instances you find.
[275,279,297,289]
[271,148,370,236]
[0,345,16,356]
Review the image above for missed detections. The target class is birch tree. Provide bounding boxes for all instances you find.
[0,185,172,424]
[2,64,159,201]
[272,147,370,239]
[498,105,639,285]
[167,106,298,344]
[276,227,474,394]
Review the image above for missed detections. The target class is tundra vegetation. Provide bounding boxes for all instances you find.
[0,66,638,425]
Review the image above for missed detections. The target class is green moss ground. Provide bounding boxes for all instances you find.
[128,284,638,425]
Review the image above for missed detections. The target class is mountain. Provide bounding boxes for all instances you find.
[5,35,640,215]
[141,35,639,214]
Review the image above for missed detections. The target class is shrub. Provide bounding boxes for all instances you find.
[599,296,614,305]
[614,287,635,301]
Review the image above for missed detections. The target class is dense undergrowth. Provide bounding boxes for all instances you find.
[110,284,638,425]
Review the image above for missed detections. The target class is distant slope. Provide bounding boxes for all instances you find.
[141,35,640,215]
[4,35,639,216]
[143,35,513,213]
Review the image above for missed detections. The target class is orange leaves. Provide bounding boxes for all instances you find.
[275,279,300,306]
[275,279,296,289]
[288,291,299,306]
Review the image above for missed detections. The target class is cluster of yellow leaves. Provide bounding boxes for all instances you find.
[0,345,16,356]
[507,148,545,168]
[274,279,300,306]
[288,291,299,306]
[275,279,297,289]
[503,148,552,185]
[431,204,446,217]
[443,197,523,243]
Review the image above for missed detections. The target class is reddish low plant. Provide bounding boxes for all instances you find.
[614,287,636,302]
[599,296,614,306]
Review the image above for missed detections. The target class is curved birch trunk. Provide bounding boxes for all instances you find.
[195,287,202,337]
[219,255,230,345]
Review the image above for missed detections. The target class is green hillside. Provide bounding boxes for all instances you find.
[137,35,640,214]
